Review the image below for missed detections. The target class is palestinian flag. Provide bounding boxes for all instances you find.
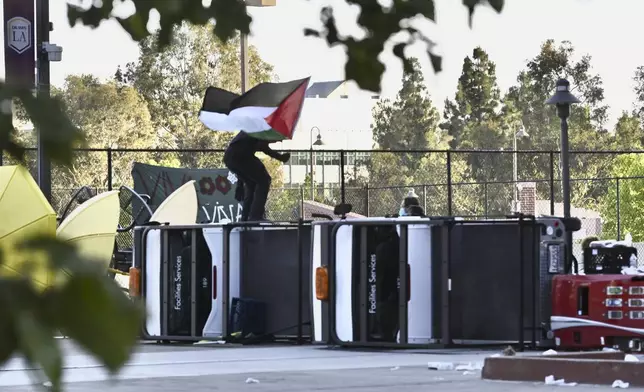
[199,77,310,141]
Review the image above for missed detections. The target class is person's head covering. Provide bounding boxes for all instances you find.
[401,189,420,208]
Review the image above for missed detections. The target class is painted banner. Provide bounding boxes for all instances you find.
[3,0,35,88]
[131,162,242,224]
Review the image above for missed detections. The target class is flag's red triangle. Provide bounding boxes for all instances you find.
[264,79,309,139]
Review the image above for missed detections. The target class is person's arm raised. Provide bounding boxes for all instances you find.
[259,142,290,163]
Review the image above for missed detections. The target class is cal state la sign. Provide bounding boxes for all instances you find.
[7,16,32,54]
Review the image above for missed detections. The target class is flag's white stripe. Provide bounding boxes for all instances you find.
[199,106,277,133]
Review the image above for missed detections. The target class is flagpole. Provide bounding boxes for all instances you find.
[240,33,249,93]
[242,0,276,93]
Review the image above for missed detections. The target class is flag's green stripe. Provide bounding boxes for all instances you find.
[249,129,286,141]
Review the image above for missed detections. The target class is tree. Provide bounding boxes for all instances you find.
[371,58,442,164]
[11,75,156,212]
[368,58,469,216]
[116,22,276,168]
[442,47,503,149]
[613,112,643,150]
[633,66,644,122]
[440,47,515,214]
[504,40,613,209]
[440,47,517,215]
[600,154,644,241]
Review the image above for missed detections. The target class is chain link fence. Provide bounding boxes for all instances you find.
[3,148,644,260]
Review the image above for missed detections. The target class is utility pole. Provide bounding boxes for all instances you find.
[36,0,52,202]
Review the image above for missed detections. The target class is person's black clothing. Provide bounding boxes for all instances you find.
[227,132,283,159]
[224,132,287,221]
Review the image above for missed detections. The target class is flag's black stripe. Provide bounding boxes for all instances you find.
[231,78,309,110]
[201,87,240,114]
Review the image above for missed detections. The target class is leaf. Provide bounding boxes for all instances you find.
[0,280,18,365]
[15,293,62,391]
[429,52,442,73]
[488,0,505,13]
[12,86,85,166]
[462,0,504,26]
[303,28,320,37]
[344,40,386,93]
[51,274,143,374]
[393,43,413,74]
[17,235,102,275]
[66,0,253,50]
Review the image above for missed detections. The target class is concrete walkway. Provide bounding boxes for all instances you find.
[1,342,642,391]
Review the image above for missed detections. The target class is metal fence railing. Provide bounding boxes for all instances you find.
[3,148,644,252]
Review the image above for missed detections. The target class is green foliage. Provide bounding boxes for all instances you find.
[371,57,443,155]
[368,58,456,215]
[442,47,504,150]
[440,47,512,215]
[503,40,613,209]
[116,22,275,168]
[613,112,643,150]
[68,0,504,93]
[600,154,644,241]
[0,235,143,392]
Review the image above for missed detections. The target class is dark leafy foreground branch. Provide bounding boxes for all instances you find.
[67,0,505,92]
[0,85,143,392]
[0,237,144,392]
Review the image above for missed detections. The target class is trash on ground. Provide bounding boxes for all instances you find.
[428,362,455,371]
[245,378,260,384]
[545,375,577,386]
[455,362,483,371]
[542,349,558,355]
[612,380,630,389]
[624,354,639,362]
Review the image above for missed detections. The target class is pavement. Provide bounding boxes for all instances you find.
[1,341,643,391]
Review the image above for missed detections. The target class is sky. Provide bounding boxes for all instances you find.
[2,0,644,130]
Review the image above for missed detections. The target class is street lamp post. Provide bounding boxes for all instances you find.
[310,126,324,200]
[242,0,276,93]
[546,78,580,271]
[512,125,529,212]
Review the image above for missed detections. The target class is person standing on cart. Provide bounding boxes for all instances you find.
[224,131,290,221]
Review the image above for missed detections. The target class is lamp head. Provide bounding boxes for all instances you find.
[546,78,581,106]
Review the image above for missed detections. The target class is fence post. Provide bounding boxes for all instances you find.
[107,148,113,191]
[483,182,488,219]
[422,184,427,213]
[446,151,453,216]
[300,186,304,219]
[340,150,346,205]
[549,151,555,215]
[364,183,370,216]
[616,177,621,241]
